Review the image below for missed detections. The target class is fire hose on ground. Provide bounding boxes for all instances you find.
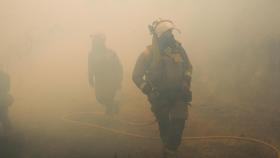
[62,112,280,158]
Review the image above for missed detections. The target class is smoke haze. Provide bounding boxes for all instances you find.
[0,0,280,157]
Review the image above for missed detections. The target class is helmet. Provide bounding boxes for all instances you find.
[90,33,106,43]
[149,19,179,38]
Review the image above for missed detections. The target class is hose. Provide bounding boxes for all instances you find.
[62,112,280,158]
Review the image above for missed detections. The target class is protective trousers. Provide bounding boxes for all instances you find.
[151,99,188,151]
[95,88,118,114]
[0,106,11,131]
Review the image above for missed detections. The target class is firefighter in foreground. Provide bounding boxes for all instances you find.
[88,34,123,115]
[0,66,14,135]
[132,20,192,158]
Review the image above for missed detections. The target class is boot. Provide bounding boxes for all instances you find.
[163,148,178,158]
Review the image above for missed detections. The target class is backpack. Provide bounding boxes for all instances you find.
[146,43,188,92]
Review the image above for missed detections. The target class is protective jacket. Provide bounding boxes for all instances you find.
[133,42,192,102]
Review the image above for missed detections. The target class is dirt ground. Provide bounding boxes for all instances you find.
[1,94,279,158]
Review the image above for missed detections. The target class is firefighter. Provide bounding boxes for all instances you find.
[132,19,192,158]
[0,67,13,135]
[88,34,123,115]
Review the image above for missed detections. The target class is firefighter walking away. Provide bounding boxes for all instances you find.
[132,19,193,158]
[88,34,123,115]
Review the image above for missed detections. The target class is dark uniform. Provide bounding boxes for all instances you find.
[88,46,123,114]
[0,71,13,131]
[133,39,192,153]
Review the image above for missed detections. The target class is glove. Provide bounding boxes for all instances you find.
[140,82,153,95]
